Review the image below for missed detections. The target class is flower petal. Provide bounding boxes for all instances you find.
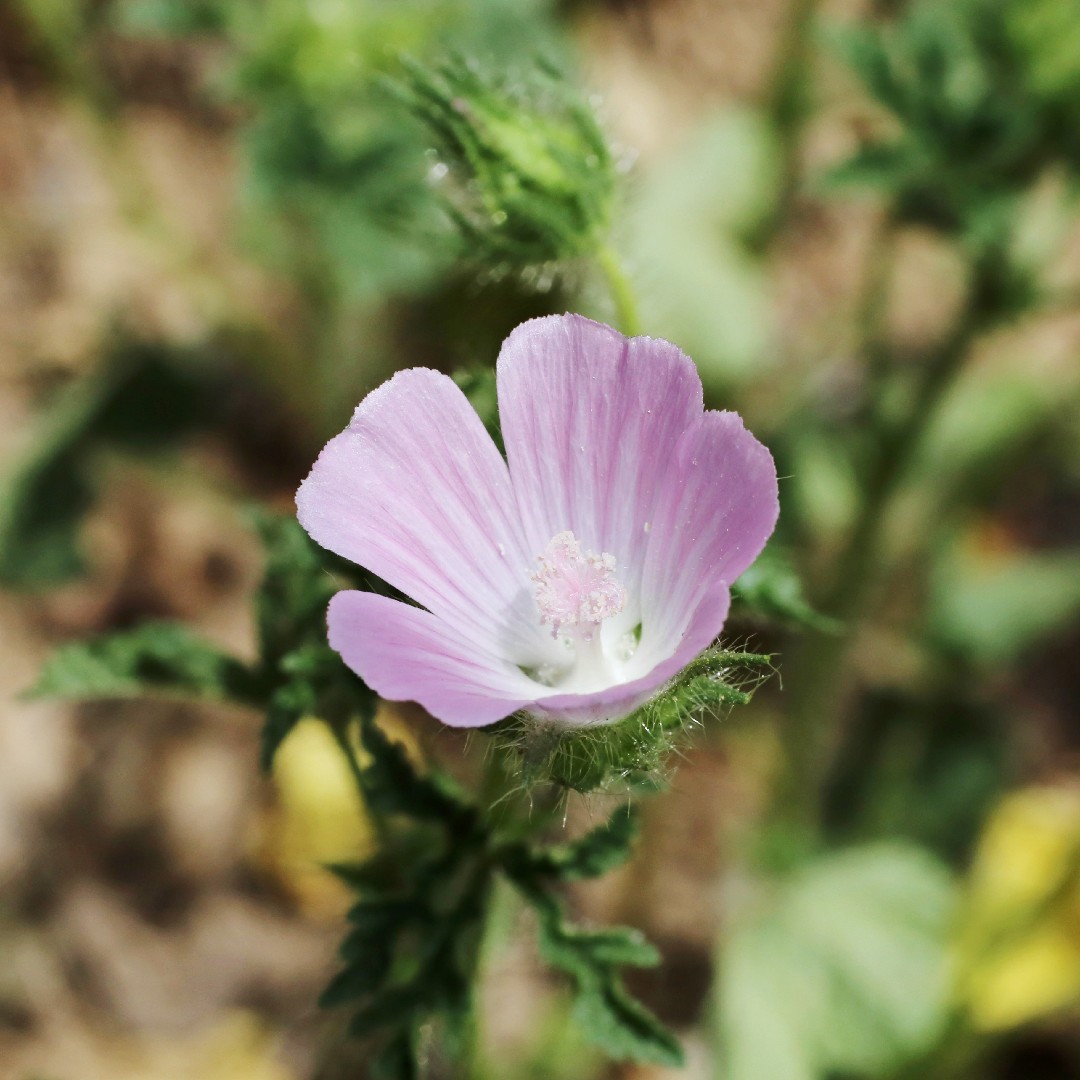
[328,591,542,728]
[531,582,731,725]
[296,368,546,662]
[639,410,778,651]
[496,314,703,603]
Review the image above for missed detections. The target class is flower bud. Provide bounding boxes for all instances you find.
[397,56,616,268]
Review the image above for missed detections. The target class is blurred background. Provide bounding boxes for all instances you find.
[2,0,1080,1076]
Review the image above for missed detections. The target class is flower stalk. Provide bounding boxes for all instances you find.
[596,245,643,337]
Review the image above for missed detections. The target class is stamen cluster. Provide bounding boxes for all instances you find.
[531,531,626,641]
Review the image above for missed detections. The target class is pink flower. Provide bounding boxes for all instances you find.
[296,315,778,728]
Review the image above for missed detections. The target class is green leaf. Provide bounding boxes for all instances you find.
[252,512,340,664]
[349,987,426,1039]
[715,842,956,1080]
[817,144,912,194]
[0,440,94,587]
[546,923,660,972]
[357,715,472,824]
[573,982,684,1068]
[511,874,678,1067]
[319,939,394,1006]
[111,0,226,35]
[27,622,259,705]
[0,344,224,589]
[828,22,909,117]
[930,545,1080,664]
[732,545,840,632]
[518,806,638,880]
[623,108,777,385]
[371,1030,419,1080]
[259,680,317,773]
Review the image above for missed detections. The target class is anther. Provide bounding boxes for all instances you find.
[531,531,626,639]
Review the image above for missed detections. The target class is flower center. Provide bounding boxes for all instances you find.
[531,531,626,641]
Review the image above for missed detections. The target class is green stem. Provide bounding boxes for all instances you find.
[597,246,643,336]
[749,0,821,250]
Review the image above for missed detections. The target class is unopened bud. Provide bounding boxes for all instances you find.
[396,56,617,269]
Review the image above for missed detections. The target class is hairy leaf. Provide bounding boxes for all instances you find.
[574,981,684,1068]
[252,512,340,664]
[511,870,678,1066]
[27,622,259,705]
[514,806,639,881]
[358,715,472,824]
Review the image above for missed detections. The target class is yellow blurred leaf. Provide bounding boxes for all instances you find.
[258,717,374,917]
[953,785,1080,1031]
[190,1011,294,1080]
[963,924,1080,1032]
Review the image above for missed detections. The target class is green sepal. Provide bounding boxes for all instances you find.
[501,647,772,793]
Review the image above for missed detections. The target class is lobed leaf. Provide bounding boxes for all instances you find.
[573,981,685,1068]
[252,512,340,664]
[510,806,639,881]
[0,344,226,589]
[357,715,472,824]
[27,622,259,705]
[510,870,679,1066]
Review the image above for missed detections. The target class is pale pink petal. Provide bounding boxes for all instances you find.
[496,315,703,605]
[297,369,548,663]
[639,410,778,652]
[328,591,542,728]
[531,583,730,725]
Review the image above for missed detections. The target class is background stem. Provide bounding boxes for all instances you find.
[597,246,642,336]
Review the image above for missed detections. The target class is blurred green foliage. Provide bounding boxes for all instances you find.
[716,843,956,1080]
[625,108,780,384]
[0,343,229,587]
[828,0,1080,244]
